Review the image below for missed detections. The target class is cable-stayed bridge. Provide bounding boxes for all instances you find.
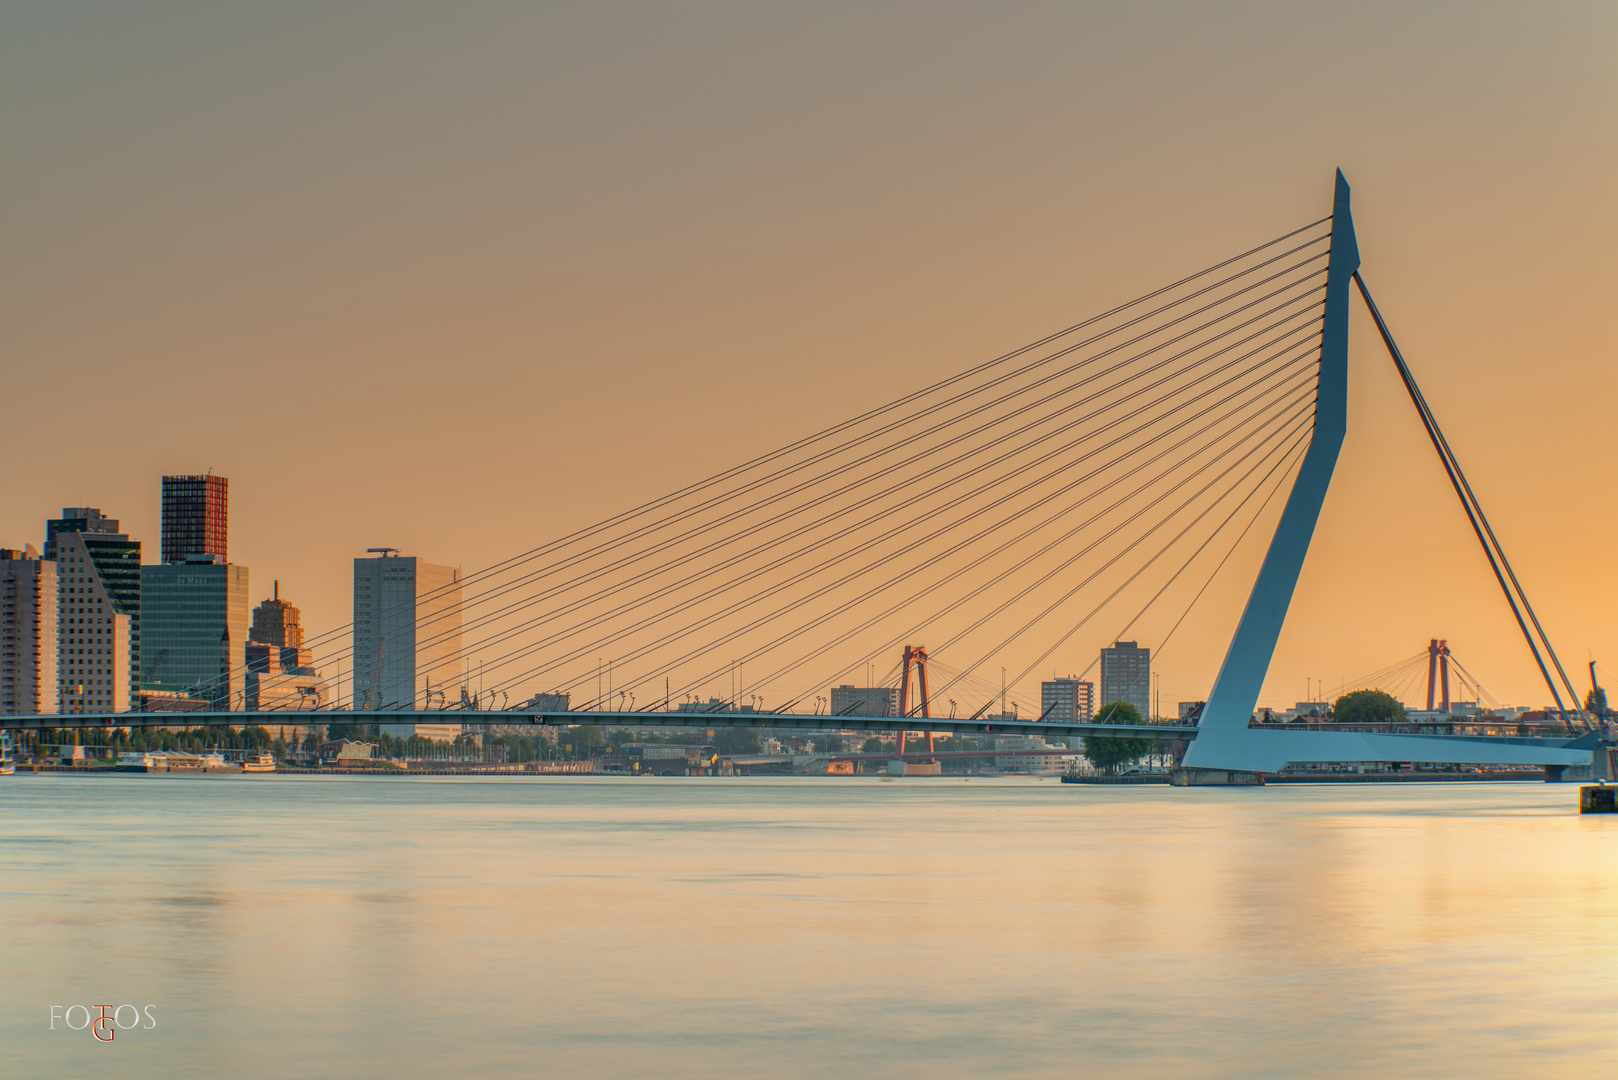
[17,173,1605,778]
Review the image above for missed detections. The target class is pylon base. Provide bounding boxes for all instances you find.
[1169,767,1265,787]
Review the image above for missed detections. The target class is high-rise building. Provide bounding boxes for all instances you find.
[246,581,322,711]
[1,546,59,715]
[1099,641,1151,719]
[161,474,228,564]
[1041,676,1095,724]
[352,550,462,711]
[45,508,141,713]
[144,478,252,709]
[140,558,250,709]
[829,684,898,718]
[250,581,310,663]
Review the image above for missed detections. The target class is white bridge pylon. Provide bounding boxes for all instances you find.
[1183,172,1590,773]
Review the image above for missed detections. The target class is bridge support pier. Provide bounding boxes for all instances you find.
[1169,768,1265,787]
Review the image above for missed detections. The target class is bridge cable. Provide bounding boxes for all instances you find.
[344,297,1326,709]
[736,392,1318,716]
[410,315,1327,693]
[1353,273,1582,724]
[502,359,1318,708]
[256,219,1334,716]
[997,422,1313,706]
[914,409,1316,712]
[249,245,1329,709]
[264,223,1332,689]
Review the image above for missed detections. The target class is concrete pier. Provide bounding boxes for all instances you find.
[1169,768,1265,786]
[1578,785,1616,814]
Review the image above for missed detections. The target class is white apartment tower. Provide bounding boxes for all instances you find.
[352,549,463,711]
[51,531,135,715]
[45,508,141,713]
[1,547,59,715]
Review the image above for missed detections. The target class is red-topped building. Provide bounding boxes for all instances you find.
[161,474,227,565]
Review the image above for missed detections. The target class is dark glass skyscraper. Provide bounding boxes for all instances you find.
[140,560,250,708]
[161,474,228,564]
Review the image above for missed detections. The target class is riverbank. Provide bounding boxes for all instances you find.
[1062,768,1551,784]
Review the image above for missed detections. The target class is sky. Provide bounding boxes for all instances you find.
[3,0,1614,712]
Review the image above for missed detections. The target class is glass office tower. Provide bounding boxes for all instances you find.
[140,558,250,709]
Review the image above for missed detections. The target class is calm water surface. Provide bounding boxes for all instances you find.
[2,774,1615,1079]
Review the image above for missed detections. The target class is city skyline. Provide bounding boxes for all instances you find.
[3,4,1614,713]
[0,439,1604,716]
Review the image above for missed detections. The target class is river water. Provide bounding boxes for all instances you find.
[2,774,1614,1079]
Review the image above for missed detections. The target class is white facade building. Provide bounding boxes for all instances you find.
[45,508,141,712]
[51,532,135,715]
[993,735,1076,772]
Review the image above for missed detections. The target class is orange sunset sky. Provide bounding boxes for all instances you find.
[3,1,1614,713]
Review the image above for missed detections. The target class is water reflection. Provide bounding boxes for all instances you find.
[1,776,1614,1079]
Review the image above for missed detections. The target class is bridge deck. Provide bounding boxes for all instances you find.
[4,709,1197,741]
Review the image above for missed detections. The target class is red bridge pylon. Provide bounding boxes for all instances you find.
[1426,639,1451,712]
[896,644,934,761]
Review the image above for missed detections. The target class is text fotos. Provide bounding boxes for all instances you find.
[49,1005,158,1041]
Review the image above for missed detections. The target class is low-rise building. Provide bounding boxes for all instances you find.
[1042,676,1095,724]
[622,743,718,775]
[994,735,1077,772]
[245,642,326,712]
[379,722,465,743]
[321,739,377,765]
[829,685,897,718]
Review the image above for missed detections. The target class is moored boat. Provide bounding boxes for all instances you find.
[115,750,234,773]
